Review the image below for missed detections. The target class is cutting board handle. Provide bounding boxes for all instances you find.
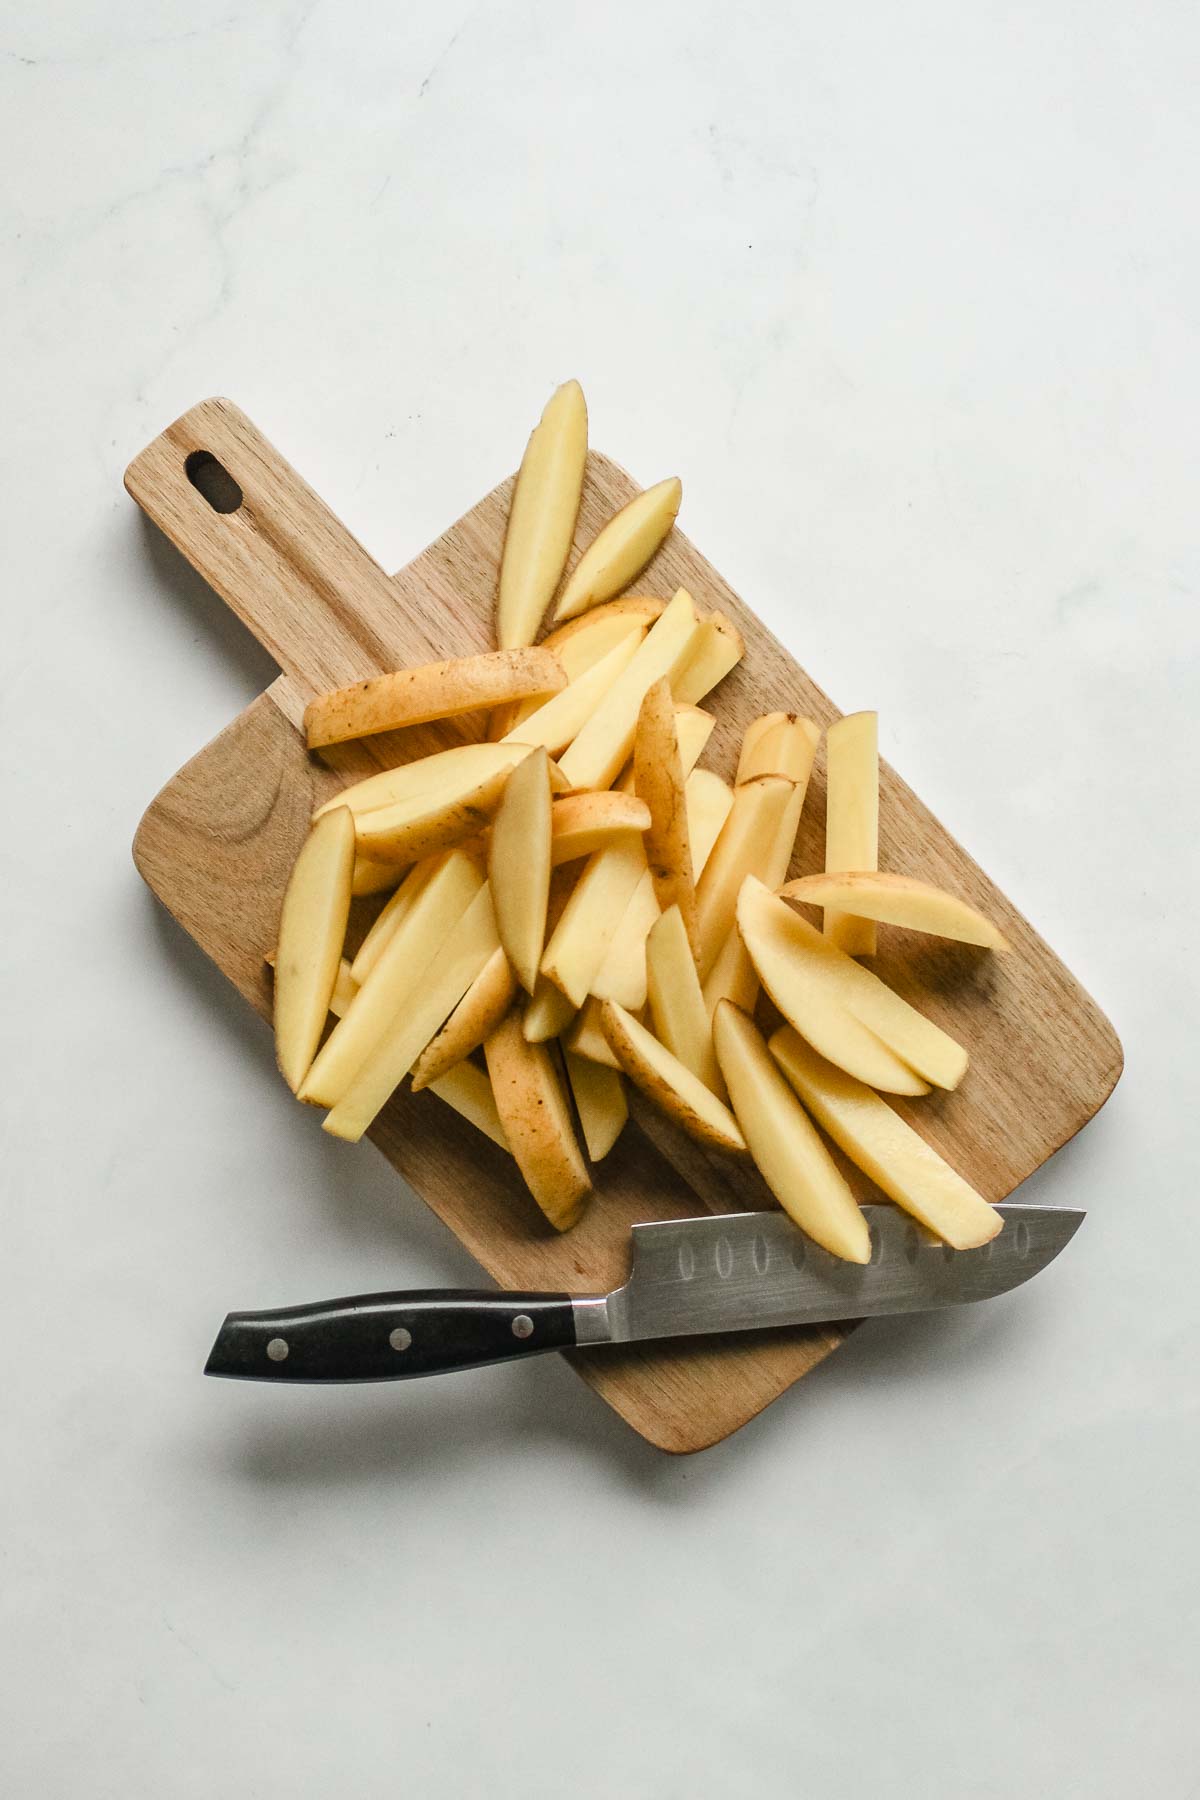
[125,398,413,698]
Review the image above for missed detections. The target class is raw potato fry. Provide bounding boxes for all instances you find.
[737,712,788,783]
[497,379,588,649]
[273,807,356,1092]
[634,677,698,953]
[646,905,723,1095]
[410,946,517,1090]
[780,872,1009,952]
[500,629,643,755]
[737,714,820,783]
[489,745,552,992]
[557,588,701,792]
[671,705,715,775]
[685,769,734,876]
[522,978,577,1043]
[550,791,651,865]
[714,1005,870,1265]
[540,832,647,1007]
[564,997,621,1070]
[825,711,879,955]
[351,854,442,983]
[494,601,661,738]
[324,883,502,1141]
[693,775,796,978]
[565,1052,628,1162]
[589,869,660,1008]
[316,742,538,823]
[599,1001,746,1155]
[352,856,404,898]
[736,877,963,1093]
[355,755,534,866]
[304,648,566,748]
[299,851,484,1106]
[671,611,745,706]
[702,927,761,1023]
[555,477,682,622]
[485,1012,591,1229]
[769,1028,1003,1250]
[328,959,359,1018]
[426,1060,511,1154]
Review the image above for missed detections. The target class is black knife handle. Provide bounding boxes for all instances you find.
[204,1290,578,1384]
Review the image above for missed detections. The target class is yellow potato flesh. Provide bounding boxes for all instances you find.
[273,806,356,1092]
[540,832,647,1008]
[781,872,1008,951]
[646,905,724,1095]
[554,477,682,622]
[557,589,701,792]
[426,1060,511,1154]
[825,711,879,955]
[589,870,660,1010]
[497,379,588,649]
[485,1012,590,1229]
[694,776,795,979]
[489,745,552,993]
[564,1053,628,1162]
[670,612,744,706]
[599,1001,746,1155]
[500,628,643,755]
[410,946,517,1091]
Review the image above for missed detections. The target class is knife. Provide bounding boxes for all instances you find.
[204,1202,1083,1384]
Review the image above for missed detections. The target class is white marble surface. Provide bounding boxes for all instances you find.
[3,3,1198,1795]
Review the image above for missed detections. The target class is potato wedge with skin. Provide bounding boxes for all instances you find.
[769,1028,1002,1250]
[736,877,957,1093]
[410,946,517,1090]
[555,478,682,622]
[714,1004,870,1264]
[646,905,723,1095]
[355,754,537,867]
[599,1001,746,1154]
[671,611,745,706]
[564,997,622,1070]
[493,599,661,739]
[635,677,698,954]
[489,745,552,992]
[316,742,541,823]
[485,1012,590,1229]
[825,711,879,955]
[299,850,483,1106]
[738,714,821,784]
[694,775,796,978]
[736,713,788,783]
[324,883,501,1141]
[589,869,660,1009]
[497,379,588,650]
[686,769,734,876]
[273,807,356,1092]
[540,832,646,1007]
[550,791,651,865]
[557,588,701,792]
[350,853,443,983]
[426,1060,511,1154]
[304,648,566,748]
[499,628,643,756]
[780,872,1009,952]
[565,1052,628,1162]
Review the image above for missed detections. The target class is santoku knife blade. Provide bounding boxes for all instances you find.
[204,1202,1084,1385]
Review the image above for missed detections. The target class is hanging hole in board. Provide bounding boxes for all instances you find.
[185,450,243,514]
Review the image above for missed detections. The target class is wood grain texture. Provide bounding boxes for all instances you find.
[129,400,1122,1453]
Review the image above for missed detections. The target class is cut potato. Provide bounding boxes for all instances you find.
[324,883,501,1141]
[694,775,796,978]
[299,850,484,1106]
[304,648,565,748]
[273,807,356,1092]
[489,745,552,992]
[646,905,723,1095]
[737,713,820,784]
[426,1060,511,1154]
[316,741,540,823]
[769,1028,1002,1250]
[410,945,517,1090]
[565,1052,628,1162]
[539,595,666,658]
[350,854,443,983]
[825,711,879,955]
[714,1004,870,1264]
[780,872,1009,952]
[599,1001,746,1154]
[485,1012,590,1229]
[555,478,682,622]
[328,958,359,1018]
[500,629,643,756]
[736,877,962,1092]
[550,791,651,865]
[589,869,660,1009]
[540,831,647,1007]
[564,997,621,1070]
[634,677,697,953]
[497,379,588,649]
[522,977,578,1043]
[557,588,701,792]
[702,926,761,1023]
[673,705,715,775]
[736,713,788,783]
[351,855,404,898]
[671,611,745,706]
[355,751,538,867]
[685,769,734,876]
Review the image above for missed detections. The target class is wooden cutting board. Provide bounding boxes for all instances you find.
[127,398,1122,1454]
